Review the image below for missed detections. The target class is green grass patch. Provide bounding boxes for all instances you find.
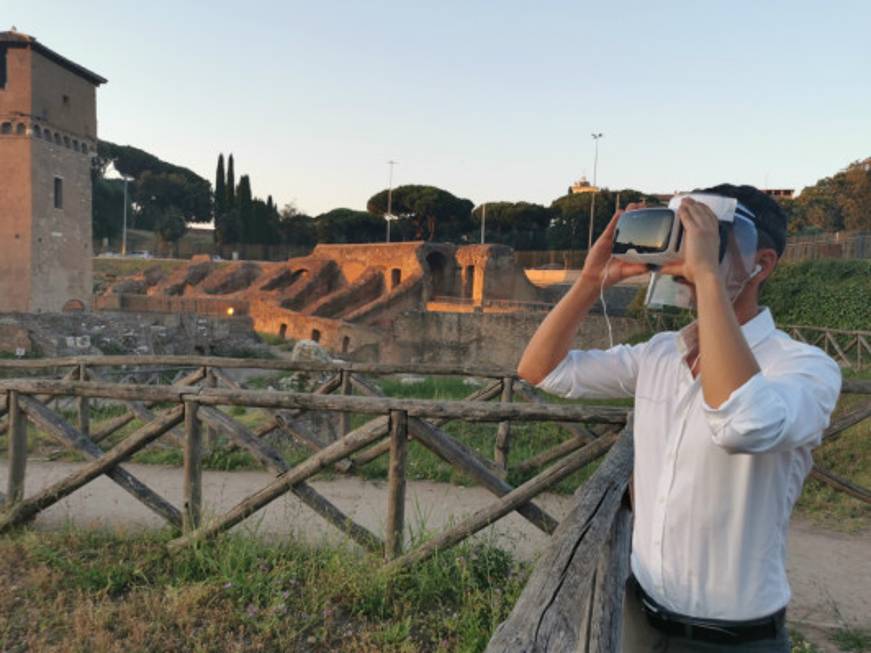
[0,527,528,652]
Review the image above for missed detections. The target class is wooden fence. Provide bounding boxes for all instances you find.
[1,356,869,652]
[785,325,871,370]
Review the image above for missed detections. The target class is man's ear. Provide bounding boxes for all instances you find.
[752,250,779,287]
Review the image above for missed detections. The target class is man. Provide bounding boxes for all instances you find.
[517,185,841,651]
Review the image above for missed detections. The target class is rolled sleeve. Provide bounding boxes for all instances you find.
[535,343,644,400]
[703,349,842,454]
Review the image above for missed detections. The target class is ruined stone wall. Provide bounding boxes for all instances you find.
[248,300,381,355]
[377,310,645,369]
[312,242,424,285]
[94,293,248,317]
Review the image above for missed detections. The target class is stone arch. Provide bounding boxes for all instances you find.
[62,299,86,313]
[278,323,287,339]
[0,122,11,134]
[391,268,402,288]
[54,132,61,145]
[63,135,70,148]
[33,125,41,137]
[311,329,321,343]
[16,123,25,135]
[341,336,350,353]
[43,129,52,141]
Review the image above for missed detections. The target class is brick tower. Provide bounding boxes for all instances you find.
[0,29,106,312]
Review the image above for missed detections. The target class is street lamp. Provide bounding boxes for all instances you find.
[475,203,487,244]
[587,132,603,251]
[385,160,398,243]
[105,161,132,256]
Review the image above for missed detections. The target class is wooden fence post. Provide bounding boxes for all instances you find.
[385,409,408,560]
[183,400,203,533]
[495,377,514,477]
[339,370,352,437]
[205,367,218,452]
[77,363,90,438]
[6,391,27,508]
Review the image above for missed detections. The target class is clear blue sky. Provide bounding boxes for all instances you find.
[7,0,870,215]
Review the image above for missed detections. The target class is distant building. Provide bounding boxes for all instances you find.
[568,176,598,195]
[0,29,106,312]
[762,188,795,200]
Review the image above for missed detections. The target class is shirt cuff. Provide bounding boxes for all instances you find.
[701,372,784,452]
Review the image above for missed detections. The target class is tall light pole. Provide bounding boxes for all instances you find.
[386,160,398,243]
[587,132,603,251]
[121,176,129,256]
[480,203,486,244]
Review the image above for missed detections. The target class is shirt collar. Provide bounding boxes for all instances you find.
[677,307,776,356]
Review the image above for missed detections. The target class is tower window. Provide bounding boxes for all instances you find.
[0,46,7,88]
[54,177,63,209]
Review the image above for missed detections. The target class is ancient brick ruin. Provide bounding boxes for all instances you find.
[96,242,643,366]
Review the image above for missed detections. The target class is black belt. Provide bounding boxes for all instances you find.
[630,576,786,645]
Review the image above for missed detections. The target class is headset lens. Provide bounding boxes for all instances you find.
[613,208,676,254]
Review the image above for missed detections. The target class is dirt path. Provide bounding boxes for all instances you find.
[2,459,868,633]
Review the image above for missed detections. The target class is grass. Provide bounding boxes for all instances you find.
[0,527,862,653]
[0,527,528,652]
[795,368,871,532]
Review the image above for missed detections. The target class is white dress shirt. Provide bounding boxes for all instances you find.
[536,308,842,620]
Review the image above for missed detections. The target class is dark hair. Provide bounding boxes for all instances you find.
[698,184,787,256]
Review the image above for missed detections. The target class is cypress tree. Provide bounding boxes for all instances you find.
[226,154,236,209]
[237,175,253,243]
[215,154,226,217]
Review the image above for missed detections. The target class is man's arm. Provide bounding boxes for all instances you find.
[517,208,648,386]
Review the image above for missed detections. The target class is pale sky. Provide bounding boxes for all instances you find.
[6,0,870,215]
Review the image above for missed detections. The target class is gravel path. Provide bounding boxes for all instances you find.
[2,459,868,632]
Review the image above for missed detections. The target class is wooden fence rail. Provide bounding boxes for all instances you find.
[1,356,869,651]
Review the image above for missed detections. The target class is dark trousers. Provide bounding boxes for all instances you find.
[620,580,791,652]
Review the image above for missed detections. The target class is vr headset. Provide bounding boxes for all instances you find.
[612,193,757,268]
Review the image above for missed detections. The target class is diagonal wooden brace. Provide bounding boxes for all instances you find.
[196,405,382,552]
[168,413,392,551]
[18,396,182,528]
[0,406,185,533]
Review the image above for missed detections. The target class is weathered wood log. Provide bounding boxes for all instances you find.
[90,412,137,444]
[386,430,622,575]
[168,414,391,551]
[811,465,871,504]
[484,422,633,653]
[843,379,871,395]
[204,368,218,452]
[385,410,408,560]
[6,391,28,508]
[0,380,630,424]
[822,401,871,444]
[347,375,503,467]
[77,364,90,438]
[0,406,185,533]
[339,371,352,437]
[408,416,559,534]
[587,504,633,652]
[0,355,514,379]
[183,400,203,532]
[18,396,182,529]
[195,405,382,553]
[211,367,348,470]
[514,382,597,445]
[513,426,615,476]
[86,366,206,447]
[0,367,79,435]
[494,377,514,476]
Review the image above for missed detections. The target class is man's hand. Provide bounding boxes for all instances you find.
[659,197,721,283]
[580,203,648,289]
